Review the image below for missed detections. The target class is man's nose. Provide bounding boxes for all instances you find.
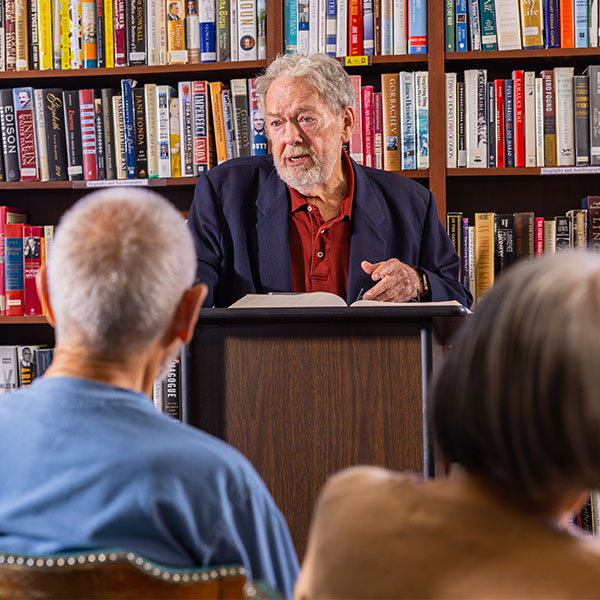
[282,120,303,145]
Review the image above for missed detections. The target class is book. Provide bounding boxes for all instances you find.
[457,81,466,167]
[199,0,216,61]
[495,214,515,274]
[519,0,543,47]
[456,0,468,50]
[238,0,257,60]
[465,69,487,167]
[0,89,20,181]
[415,72,429,170]
[512,70,524,167]
[217,0,231,60]
[248,78,267,155]
[221,89,235,160]
[120,78,136,179]
[132,86,148,178]
[467,0,482,50]
[186,0,200,63]
[393,0,407,53]
[555,214,571,250]
[382,72,400,171]
[35,347,54,377]
[524,71,536,167]
[0,206,27,315]
[474,212,494,302]
[445,72,457,168]
[257,0,267,58]
[408,0,426,52]
[230,78,250,158]
[79,88,98,180]
[446,211,463,276]
[144,84,159,178]
[81,0,97,67]
[0,346,18,395]
[156,85,172,177]
[399,71,416,169]
[446,0,456,50]
[362,85,374,168]
[112,94,126,179]
[63,89,84,180]
[554,67,575,167]
[5,0,16,71]
[494,78,505,168]
[544,218,556,253]
[486,80,496,167]
[543,0,560,46]
[534,216,544,255]
[209,80,227,165]
[494,0,521,49]
[169,89,182,177]
[4,222,24,316]
[23,225,42,316]
[584,196,600,251]
[13,87,39,181]
[41,89,68,181]
[349,0,364,55]
[191,80,213,174]
[178,81,193,176]
[167,0,187,63]
[559,0,574,47]
[349,74,363,164]
[573,75,590,167]
[17,344,43,387]
[100,88,116,180]
[541,69,557,167]
[479,0,497,48]
[504,78,514,168]
[535,76,544,167]
[514,211,534,260]
[163,357,181,420]
[584,66,600,166]
[373,91,384,169]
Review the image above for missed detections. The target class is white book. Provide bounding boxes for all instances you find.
[69,0,82,69]
[230,0,238,60]
[0,9,5,70]
[415,71,429,170]
[298,0,310,54]
[393,0,407,54]
[590,0,598,46]
[156,85,172,178]
[199,0,216,62]
[554,67,575,166]
[544,219,556,253]
[43,225,54,261]
[468,225,476,301]
[535,76,544,167]
[446,72,457,168]
[381,0,393,53]
[185,9,200,63]
[494,0,522,50]
[144,84,159,178]
[33,89,49,181]
[309,0,319,53]
[524,71,536,167]
[159,0,167,64]
[465,69,487,168]
[238,0,257,60]
[0,347,18,395]
[399,71,416,170]
[318,0,327,52]
[112,95,126,179]
[257,0,266,58]
[335,0,347,55]
[52,0,61,68]
[147,0,160,64]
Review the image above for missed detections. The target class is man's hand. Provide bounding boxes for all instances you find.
[361,259,422,302]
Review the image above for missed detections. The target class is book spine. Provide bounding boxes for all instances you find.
[382,72,400,170]
[588,66,600,166]
[555,214,571,250]
[479,0,497,49]
[120,79,136,179]
[445,0,455,50]
[586,196,600,250]
[156,85,171,177]
[373,91,383,169]
[455,0,467,50]
[209,81,227,164]
[113,0,126,65]
[504,78,514,168]
[512,69,524,167]
[199,0,216,61]
[127,0,145,64]
[544,218,556,253]
[574,0,587,46]
[559,0,574,47]
[248,77,266,155]
[168,87,181,177]
[38,0,54,68]
[474,212,495,303]
[167,0,187,63]
[283,0,297,53]
[445,72,457,168]
[102,0,113,66]
[535,76,544,167]
[81,0,97,67]
[95,0,104,67]
[5,0,16,71]
[349,0,363,55]
[297,0,308,55]
[0,347,18,393]
[13,87,39,181]
[15,0,28,69]
[79,88,98,180]
[163,358,181,421]
[94,93,105,179]
[519,0,543,47]
[494,78,505,168]
[554,67,575,167]
[408,0,426,52]
[158,0,166,63]
[230,78,250,158]
[467,0,482,50]
[446,212,462,268]
[132,86,148,178]
[415,71,429,170]
[399,71,416,169]
[112,94,126,179]
[494,0,521,49]
[178,81,194,175]
[543,0,560,47]
[495,214,515,273]
[486,80,495,168]
[216,0,230,60]
[515,211,535,258]
[0,90,20,181]
[380,0,391,54]
[534,217,544,255]
[238,0,257,60]
[467,224,476,299]
[461,217,469,289]
[542,69,557,167]
[308,0,318,53]
[192,80,212,174]
[363,0,374,54]
[186,0,200,63]
[100,88,116,179]
[465,69,487,167]
[326,0,336,55]
[335,0,347,56]
[574,75,590,167]
[69,0,82,69]
[0,0,6,71]
[144,83,158,177]
[5,224,24,316]
[58,0,70,68]
[349,74,363,164]
[221,89,235,160]
[362,85,374,168]
[33,89,49,181]
[524,71,536,167]
[146,0,159,63]
[23,225,42,316]
[393,0,406,53]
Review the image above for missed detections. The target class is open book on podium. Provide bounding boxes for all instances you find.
[228,292,465,309]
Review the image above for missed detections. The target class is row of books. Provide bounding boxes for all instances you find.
[283,0,427,57]
[0,206,52,316]
[0,0,265,71]
[349,71,429,170]
[446,0,600,51]
[0,77,267,183]
[447,195,600,303]
[0,345,54,391]
[445,66,600,169]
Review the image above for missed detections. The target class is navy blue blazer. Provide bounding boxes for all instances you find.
[189,155,471,308]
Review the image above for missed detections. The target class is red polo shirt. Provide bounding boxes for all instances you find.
[289,152,354,298]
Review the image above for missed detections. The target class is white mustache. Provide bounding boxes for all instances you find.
[283,147,313,159]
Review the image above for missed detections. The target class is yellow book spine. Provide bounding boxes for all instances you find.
[209,81,227,164]
[166,0,187,64]
[59,0,71,69]
[169,96,181,177]
[103,0,114,67]
[474,212,495,303]
[38,0,53,69]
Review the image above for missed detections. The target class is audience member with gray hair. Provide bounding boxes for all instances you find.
[295,252,600,599]
[0,189,298,597]
[189,53,470,308]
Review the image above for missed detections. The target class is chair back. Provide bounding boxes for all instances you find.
[0,549,257,599]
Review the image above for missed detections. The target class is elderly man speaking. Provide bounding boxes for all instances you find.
[189,53,471,307]
[0,189,298,597]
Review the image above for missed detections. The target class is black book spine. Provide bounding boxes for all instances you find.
[163,359,181,421]
[96,0,105,67]
[43,88,68,181]
[100,88,116,180]
[94,92,106,179]
[457,81,465,168]
[486,80,495,168]
[62,90,84,181]
[126,0,145,65]
[29,0,39,69]
[0,89,20,181]
[495,214,515,274]
[132,86,147,178]
[574,75,590,167]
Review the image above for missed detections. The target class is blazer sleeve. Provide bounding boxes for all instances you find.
[418,191,473,307]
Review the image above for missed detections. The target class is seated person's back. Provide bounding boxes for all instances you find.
[295,253,600,599]
[0,189,298,598]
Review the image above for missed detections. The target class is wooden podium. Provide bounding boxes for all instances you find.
[184,304,468,558]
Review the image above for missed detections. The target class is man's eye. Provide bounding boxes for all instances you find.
[271,120,281,127]
[301,117,314,124]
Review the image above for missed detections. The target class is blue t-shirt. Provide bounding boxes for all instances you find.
[0,377,298,597]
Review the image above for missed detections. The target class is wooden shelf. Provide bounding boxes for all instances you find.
[0,316,49,324]
[0,178,199,190]
[447,167,600,176]
[445,48,600,61]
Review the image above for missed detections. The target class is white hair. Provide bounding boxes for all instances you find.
[47,188,196,357]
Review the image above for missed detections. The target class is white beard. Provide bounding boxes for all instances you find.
[273,145,339,195]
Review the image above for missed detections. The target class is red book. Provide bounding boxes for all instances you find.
[348,75,363,164]
[23,225,42,316]
[373,91,383,170]
[512,70,525,167]
[79,89,98,180]
[361,85,374,168]
[13,88,39,182]
[113,0,127,66]
[348,0,363,55]
[494,79,506,168]
[4,223,24,316]
[534,217,544,256]
[0,206,26,315]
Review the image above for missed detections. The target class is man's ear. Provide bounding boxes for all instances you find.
[36,264,56,328]
[170,283,208,345]
[341,105,355,144]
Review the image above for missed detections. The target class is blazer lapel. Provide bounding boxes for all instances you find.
[347,160,389,302]
[254,169,293,293]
